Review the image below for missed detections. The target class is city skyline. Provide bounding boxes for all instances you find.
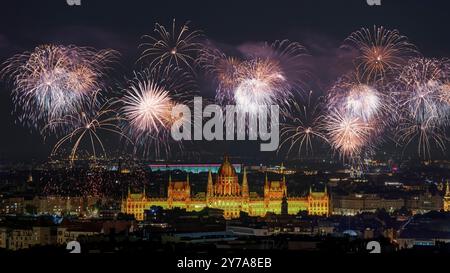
[0,0,449,258]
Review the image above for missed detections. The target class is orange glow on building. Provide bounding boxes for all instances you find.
[122,156,329,220]
[444,181,450,212]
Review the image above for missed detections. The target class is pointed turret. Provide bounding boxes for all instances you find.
[242,167,249,198]
[186,173,191,195]
[281,191,288,215]
[167,174,172,200]
[282,174,287,195]
[264,172,269,198]
[444,181,450,212]
[207,169,214,198]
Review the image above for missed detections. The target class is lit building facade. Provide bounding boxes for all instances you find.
[122,157,329,220]
[0,226,56,250]
[0,196,100,216]
[444,182,450,212]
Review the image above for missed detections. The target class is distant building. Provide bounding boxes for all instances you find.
[332,194,404,215]
[0,218,134,250]
[57,223,103,245]
[122,156,330,220]
[332,192,442,216]
[56,219,134,245]
[0,196,100,217]
[0,197,25,215]
[148,163,242,174]
[0,225,57,250]
[444,182,450,212]
[405,193,443,214]
[31,196,98,216]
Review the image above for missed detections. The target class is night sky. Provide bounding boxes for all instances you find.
[0,0,449,161]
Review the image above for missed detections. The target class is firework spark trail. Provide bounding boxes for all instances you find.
[197,46,243,103]
[441,83,450,105]
[343,26,418,82]
[234,58,290,115]
[344,84,382,122]
[43,100,130,162]
[198,40,309,115]
[325,71,393,160]
[392,57,450,157]
[120,67,195,158]
[280,91,328,156]
[139,19,202,72]
[1,23,448,163]
[395,116,448,159]
[122,80,174,134]
[325,108,374,161]
[394,58,450,125]
[1,44,119,133]
[327,25,419,163]
[241,39,310,90]
[327,78,386,121]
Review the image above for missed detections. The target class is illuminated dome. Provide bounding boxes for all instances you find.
[218,156,236,177]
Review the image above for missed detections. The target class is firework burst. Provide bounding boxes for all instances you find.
[324,70,396,163]
[1,44,118,132]
[324,108,374,162]
[44,100,129,162]
[234,58,290,114]
[198,40,309,113]
[394,58,450,125]
[440,83,450,104]
[327,71,393,129]
[392,58,450,158]
[120,67,195,158]
[122,81,174,134]
[139,19,202,72]
[343,26,417,82]
[241,39,310,90]
[280,91,328,156]
[344,84,382,121]
[395,116,447,159]
[197,46,243,102]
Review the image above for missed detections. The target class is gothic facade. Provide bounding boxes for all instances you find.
[444,181,450,212]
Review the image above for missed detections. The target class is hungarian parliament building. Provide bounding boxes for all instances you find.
[122,157,330,220]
